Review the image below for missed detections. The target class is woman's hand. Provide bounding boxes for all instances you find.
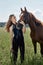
[20,21,26,33]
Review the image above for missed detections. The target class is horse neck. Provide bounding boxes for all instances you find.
[28,13,36,32]
[29,20,36,32]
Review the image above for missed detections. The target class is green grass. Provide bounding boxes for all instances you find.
[0,27,43,65]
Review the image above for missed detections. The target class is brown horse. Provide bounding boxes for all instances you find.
[20,7,43,56]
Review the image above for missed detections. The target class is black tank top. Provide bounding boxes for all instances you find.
[12,23,23,40]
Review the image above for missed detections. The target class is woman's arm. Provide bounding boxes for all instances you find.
[10,26,14,40]
[20,21,26,33]
[22,23,26,33]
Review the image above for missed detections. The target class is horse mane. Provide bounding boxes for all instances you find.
[30,13,43,26]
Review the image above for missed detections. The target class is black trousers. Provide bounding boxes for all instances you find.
[12,37,25,63]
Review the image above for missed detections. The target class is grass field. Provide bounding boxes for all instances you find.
[0,27,43,65]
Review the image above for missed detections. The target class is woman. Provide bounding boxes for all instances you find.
[6,14,26,64]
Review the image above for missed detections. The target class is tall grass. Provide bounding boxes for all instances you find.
[0,27,43,65]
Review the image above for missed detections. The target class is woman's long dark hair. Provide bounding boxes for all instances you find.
[6,14,15,32]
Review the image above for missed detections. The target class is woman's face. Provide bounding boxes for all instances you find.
[11,16,16,24]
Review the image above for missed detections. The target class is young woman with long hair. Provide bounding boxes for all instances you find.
[6,14,26,64]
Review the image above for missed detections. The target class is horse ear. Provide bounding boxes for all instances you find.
[21,8,23,12]
[24,7,27,12]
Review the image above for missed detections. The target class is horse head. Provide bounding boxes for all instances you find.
[20,7,30,24]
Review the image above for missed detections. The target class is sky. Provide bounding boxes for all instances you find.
[0,0,43,22]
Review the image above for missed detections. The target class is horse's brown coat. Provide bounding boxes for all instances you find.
[20,7,43,55]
